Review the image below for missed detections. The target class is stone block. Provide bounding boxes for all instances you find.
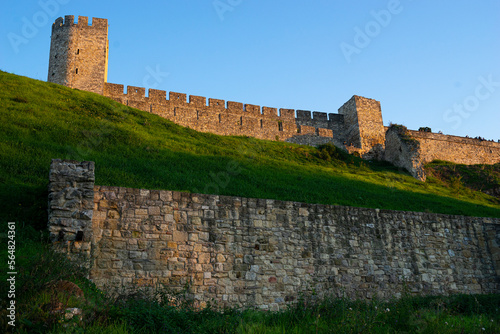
[148,206,161,216]
[173,231,188,242]
[135,209,148,216]
[198,253,211,264]
[299,208,309,216]
[245,271,257,280]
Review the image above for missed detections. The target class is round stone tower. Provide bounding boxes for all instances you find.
[47,15,109,95]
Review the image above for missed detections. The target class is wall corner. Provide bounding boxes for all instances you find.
[384,125,426,181]
[48,159,96,259]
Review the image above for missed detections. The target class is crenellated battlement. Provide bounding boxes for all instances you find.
[296,110,344,122]
[104,82,313,119]
[102,81,333,141]
[52,15,108,32]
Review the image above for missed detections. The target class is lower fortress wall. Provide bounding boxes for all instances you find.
[48,160,500,310]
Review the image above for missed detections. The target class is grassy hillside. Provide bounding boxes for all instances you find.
[426,161,500,199]
[1,70,499,230]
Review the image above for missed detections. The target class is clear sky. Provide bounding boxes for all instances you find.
[2,0,499,141]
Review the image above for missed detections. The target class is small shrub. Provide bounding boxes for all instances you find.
[315,143,355,164]
[450,175,463,192]
[12,96,28,103]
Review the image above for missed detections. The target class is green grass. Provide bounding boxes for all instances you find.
[1,69,500,232]
[426,161,500,198]
[1,233,499,333]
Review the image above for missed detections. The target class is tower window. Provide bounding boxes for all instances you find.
[54,54,57,59]
[76,49,79,55]
[75,68,78,74]
[52,73,55,76]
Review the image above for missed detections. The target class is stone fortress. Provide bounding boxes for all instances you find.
[46,16,500,309]
[47,16,500,180]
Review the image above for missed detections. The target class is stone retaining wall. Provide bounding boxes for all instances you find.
[49,160,500,310]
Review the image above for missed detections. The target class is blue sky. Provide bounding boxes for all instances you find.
[2,0,499,140]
